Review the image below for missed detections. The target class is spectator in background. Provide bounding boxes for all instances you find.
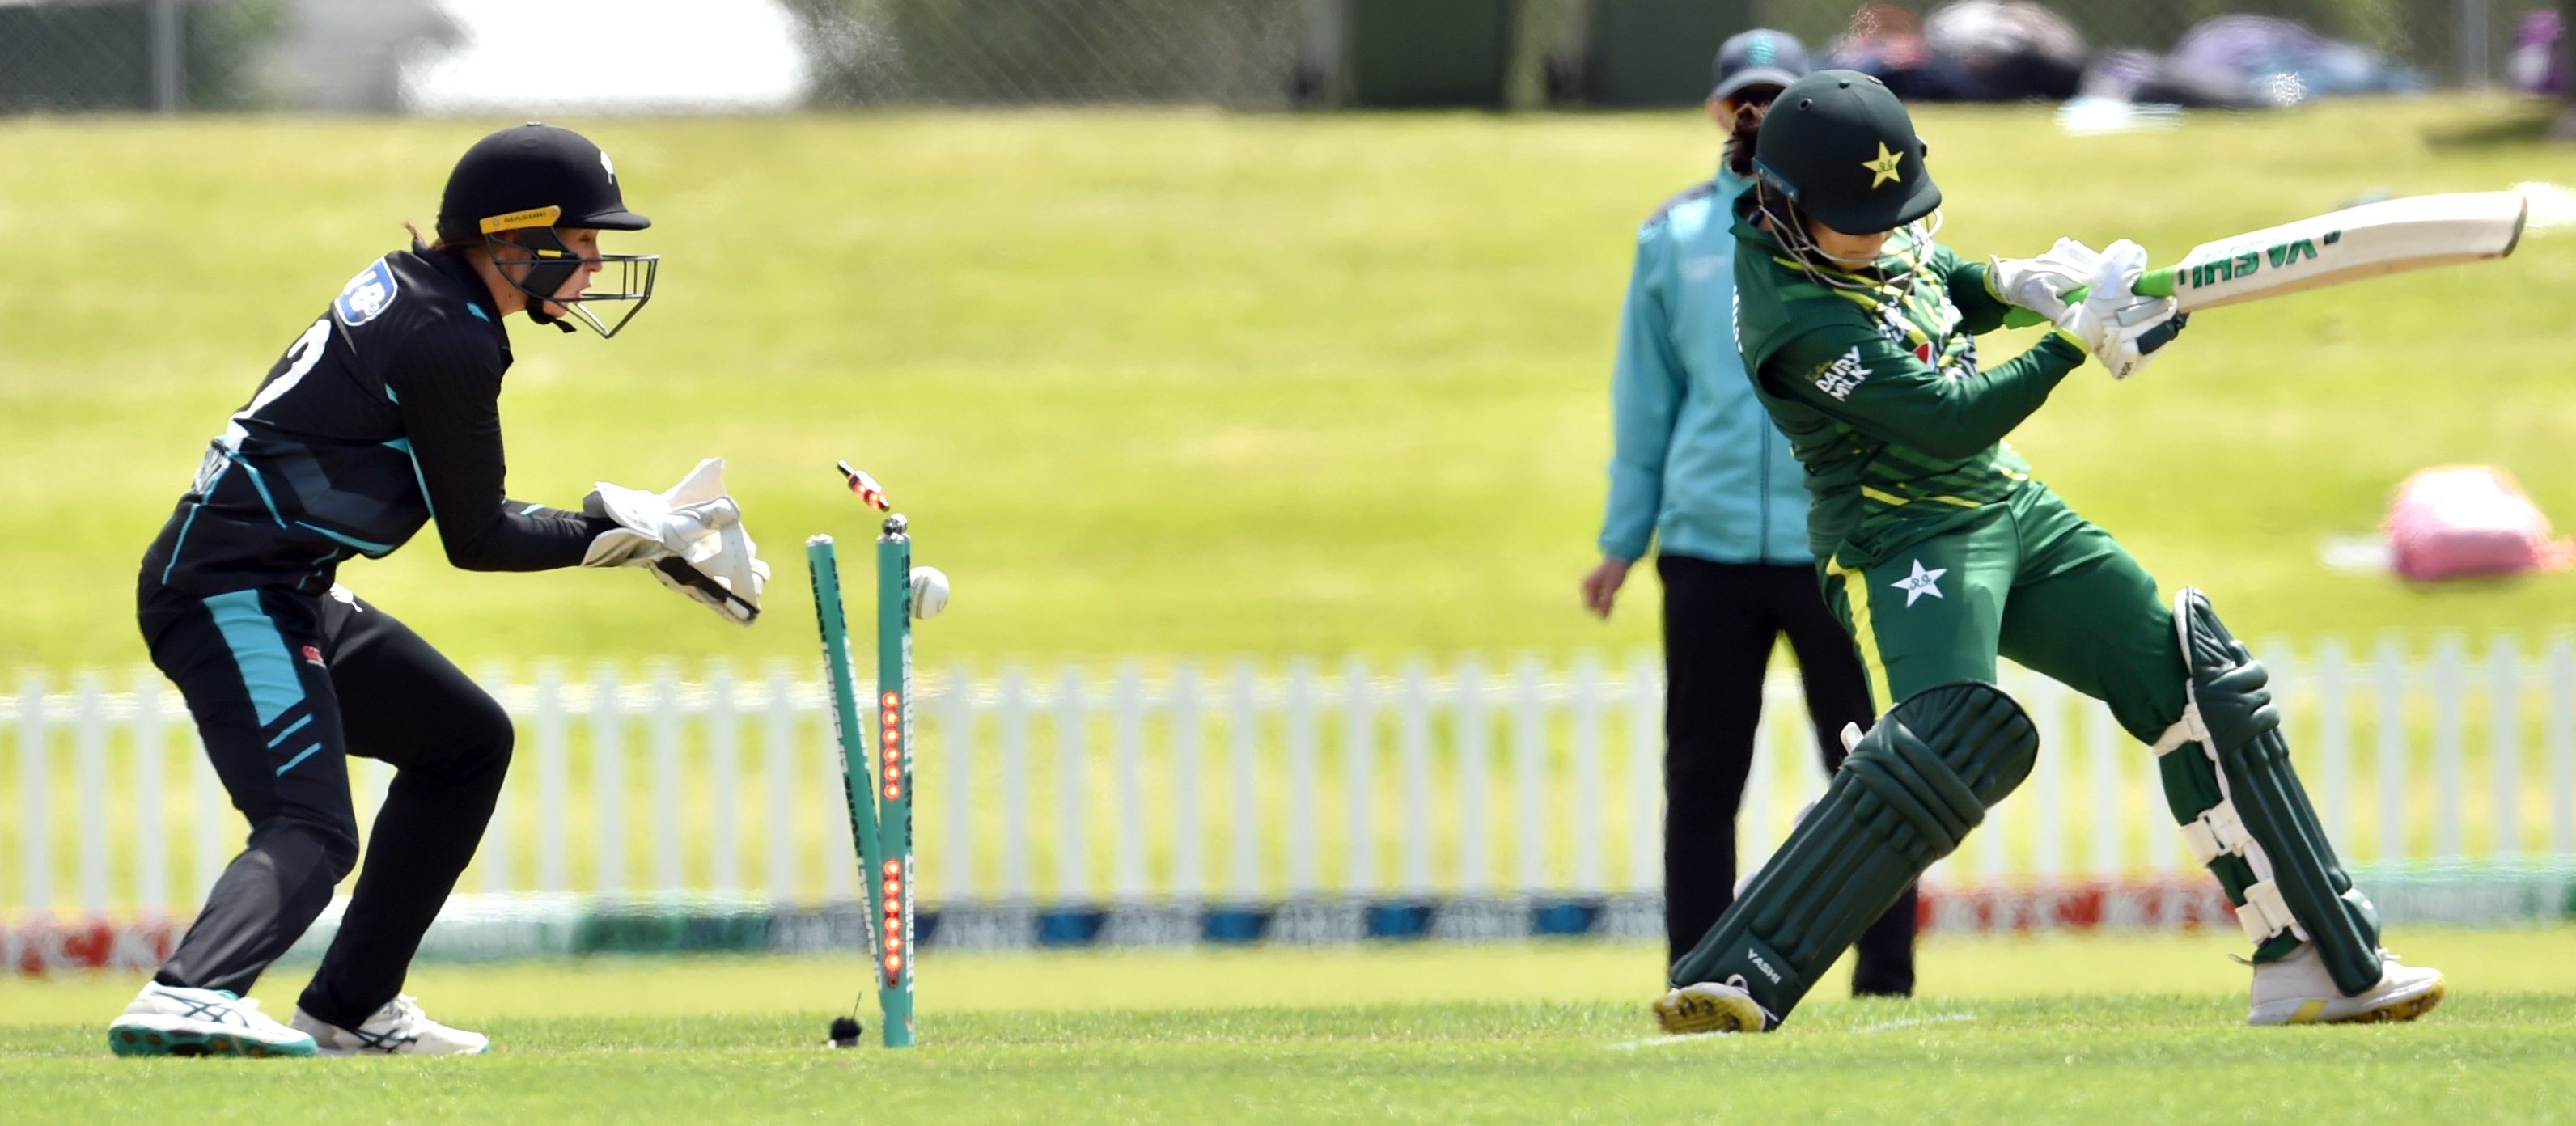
[1580,28,1915,998]
[1821,4,1985,101]
[2510,8,2564,95]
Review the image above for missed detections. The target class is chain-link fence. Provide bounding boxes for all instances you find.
[0,0,282,112]
[0,0,2553,113]
[787,0,1309,108]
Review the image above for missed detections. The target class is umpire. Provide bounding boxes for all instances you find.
[1578,29,1916,997]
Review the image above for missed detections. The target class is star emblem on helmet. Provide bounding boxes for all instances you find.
[1862,142,1904,189]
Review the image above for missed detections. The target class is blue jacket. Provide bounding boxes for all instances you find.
[1596,168,1811,566]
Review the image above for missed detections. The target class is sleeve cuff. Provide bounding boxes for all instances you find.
[1976,260,2006,305]
[1596,533,1651,563]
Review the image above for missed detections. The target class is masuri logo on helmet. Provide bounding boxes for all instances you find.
[437,122,659,338]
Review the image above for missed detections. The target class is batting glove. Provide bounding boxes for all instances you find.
[2054,239,2190,380]
[1988,237,2101,323]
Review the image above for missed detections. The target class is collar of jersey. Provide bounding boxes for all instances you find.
[417,246,512,344]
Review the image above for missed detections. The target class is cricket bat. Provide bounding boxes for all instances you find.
[2001,190,2528,328]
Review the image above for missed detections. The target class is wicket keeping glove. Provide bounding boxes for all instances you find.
[583,458,769,625]
[2054,239,2190,380]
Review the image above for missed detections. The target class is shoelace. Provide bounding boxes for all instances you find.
[310,994,430,1053]
[168,988,267,1026]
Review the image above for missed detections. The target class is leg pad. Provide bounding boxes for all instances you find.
[2174,588,2384,995]
[1669,681,2036,1027]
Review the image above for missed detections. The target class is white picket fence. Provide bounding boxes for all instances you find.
[5,634,2575,922]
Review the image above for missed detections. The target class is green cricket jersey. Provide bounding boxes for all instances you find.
[1728,198,2089,565]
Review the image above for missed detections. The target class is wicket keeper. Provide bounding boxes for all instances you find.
[113,124,766,1057]
[1654,72,2445,1033]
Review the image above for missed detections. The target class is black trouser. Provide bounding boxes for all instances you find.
[1658,555,1917,997]
[137,582,512,1028]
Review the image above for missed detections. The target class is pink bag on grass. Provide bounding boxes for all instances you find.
[2383,466,2574,582]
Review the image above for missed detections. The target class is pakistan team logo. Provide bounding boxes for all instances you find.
[1892,559,1945,607]
[1862,142,1904,189]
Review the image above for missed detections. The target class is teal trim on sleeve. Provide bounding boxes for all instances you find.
[204,590,303,728]
[273,744,322,777]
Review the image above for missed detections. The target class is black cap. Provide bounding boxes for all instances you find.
[1751,70,1939,235]
[436,123,650,244]
[1712,29,1809,101]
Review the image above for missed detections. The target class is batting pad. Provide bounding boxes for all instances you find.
[2172,588,2385,997]
[1667,681,2036,1027]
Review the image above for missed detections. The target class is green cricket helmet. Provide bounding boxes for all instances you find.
[1752,70,1940,235]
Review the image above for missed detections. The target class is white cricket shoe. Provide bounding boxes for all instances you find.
[108,981,318,1058]
[290,995,490,1056]
[1652,980,1772,1035]
[2247,943,2446,1026]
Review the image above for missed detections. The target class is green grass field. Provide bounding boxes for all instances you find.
[5,99,2576,675]
[12,102,2576,1122]
[4,929,2571,1122]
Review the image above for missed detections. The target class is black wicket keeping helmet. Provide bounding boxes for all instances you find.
[436,122,658,337]
[1752,70,1941,235]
